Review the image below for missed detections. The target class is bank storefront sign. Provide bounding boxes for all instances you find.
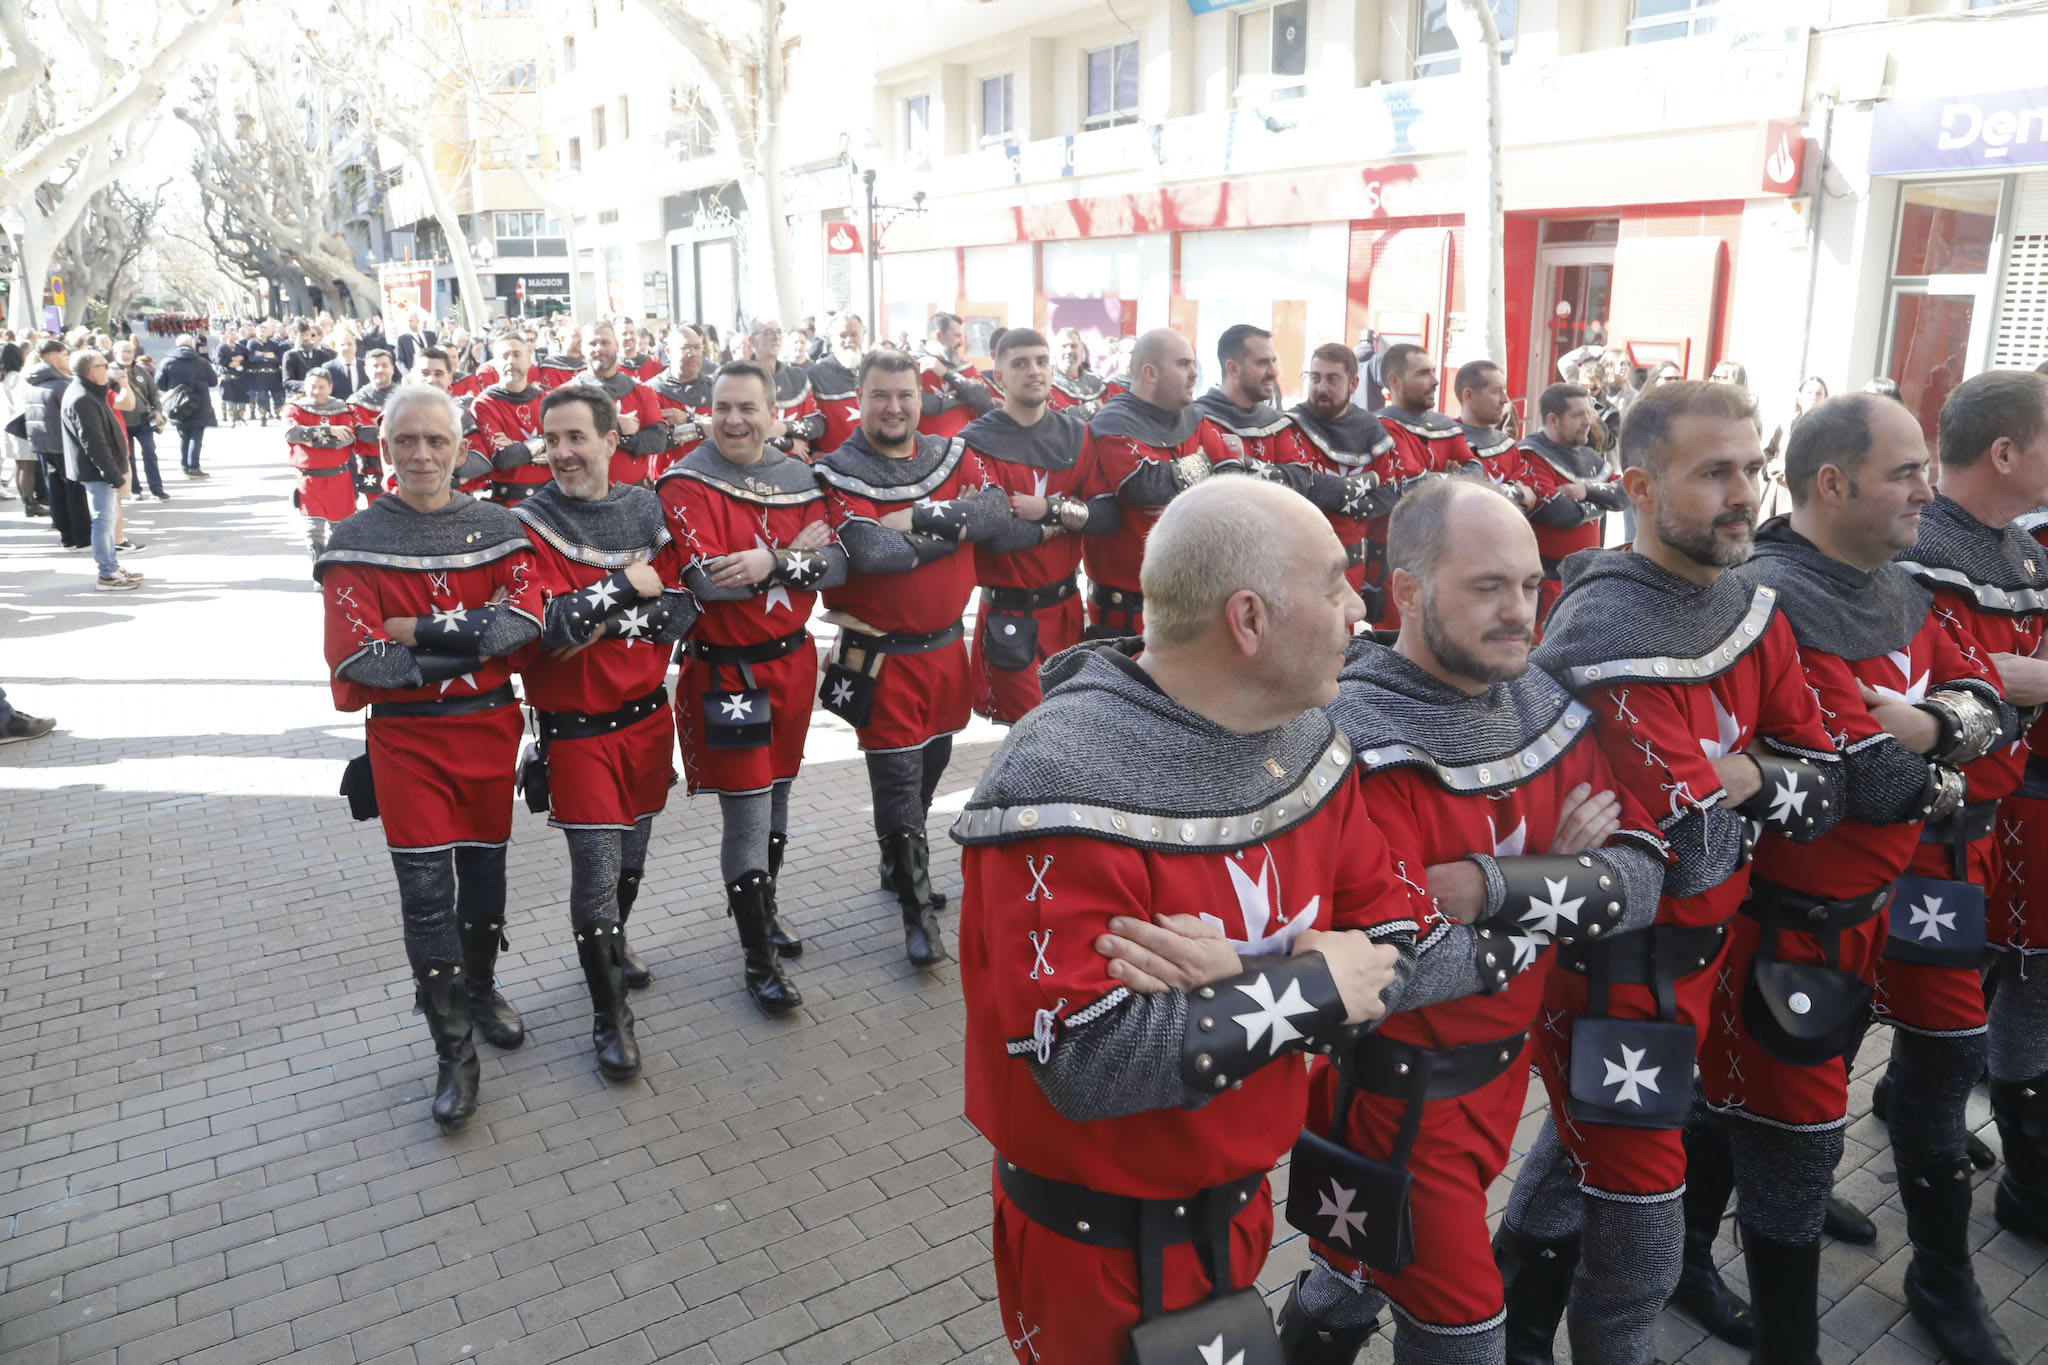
[1871,86,2048,174]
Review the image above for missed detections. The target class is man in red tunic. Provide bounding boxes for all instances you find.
[1047,327,1107,417]
[1517,384,1630,623]
[473,335,551,506]
[647,325,716,476]
[408,346,493,496]
[565,322,670,487]
[285,367,358,560]
[1450,359,1526,488]
[316,385,542,1131]
[806,313,868,455]
[1277,479,1665,1365]
[1194,324,1312,466]
[659,361,846,1015]
[817,350,1039,966]
[953,478,1410,1365]
[512,387,693,1079]
[1497,381,1842,1365]
[1288,344,1411,606]
[347,348,401,502]
[617,325,663,383]
[1374,344,1476,477]
[1082,327,1246,639]
[1662,394,2014,1365]
[917,311,998,441]
[1883,372,2048,1363]
[743,319,826,460]
[962,328,1116,724]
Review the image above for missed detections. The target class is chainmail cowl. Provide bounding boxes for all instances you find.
[807,355,858,398]
[664,443,821,497]
[1193,388,1290,436]
[1737,519,1931,659]
[1332,639,1579,772]
[954,639,1339,849]
[1533,549,1764,675]
[1520,431,1608,482]
[959,408,1088,468]
[316,491,528,580]
[1289,404,1395,464]
[514,481,669,558]
[1370,404,1462,435]
[1087,391,1205,447]
[647,372,714,408]
[819,430,961,496]
[1900,493,2048,617]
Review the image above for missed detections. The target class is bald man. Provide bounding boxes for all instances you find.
[1277,479,1664,1365]
[567,323,669,486]
[953,479,1417,1365]
[1081,327,1249,639]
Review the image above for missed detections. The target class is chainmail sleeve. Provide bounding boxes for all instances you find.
[477,605,539,657]
[1388,920,1489,1012]
[649,587,698,643]
[1842,732,1940,825]
[1081,493,1123,533]
[492,439,540,472]
[623,424,668,456]
[956,486,1045,551]
[1118,460,1183,509]
[337,645,426,691]
[1024,989,1217,1121]
[541,593,606,650]
[1660,805,1750,900]
[953,375,997,416]
[837,519,951,572]
[683,561,756,602]
[1530,494,1595,530]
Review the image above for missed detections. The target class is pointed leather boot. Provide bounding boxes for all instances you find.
[614,869,653,989]
[1275,1271,1374,1365]
[881,827,945,968]
[1672,1122,1755,1348]
[1741,1229,1822,1365]
[877,838,946,909]
[1899,1157,2020,1365]
[574,919,641,1079]
[1495,1224,1577,1365]
[730,870,802,1015]
[457,916,525,1049]
[1993,1076,2048,1239]
[415,963,479,1129]
[1822,1194,1876,1244]
[764,832,802,958]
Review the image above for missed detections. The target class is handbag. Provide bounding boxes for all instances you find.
[1125,1288,1282,1365]
[819,637,882,728]
[980,611,1041,673]
[1283,1057,1418,1274]
[701,659,772,749]
[1884,874,1987,968]
[164,384,201,423]
[1742,897,1874,1067]
[1564,933,1695,1130]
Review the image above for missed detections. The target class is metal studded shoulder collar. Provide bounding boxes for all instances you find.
[1288,408,1395,468]
[657,448,824,506]
[1353,701,1594,794]
[816,436,967,503]
[314,539,528,577]
[1371,406,1463,439]
[1557,584,1778,690]
[950,730,1354,853]
[513,506,669,570]
[1896,560,2048,617]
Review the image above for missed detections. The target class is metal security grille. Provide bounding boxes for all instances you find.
[1993,233,2048,371]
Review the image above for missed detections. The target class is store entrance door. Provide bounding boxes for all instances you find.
[1529,223,1618,395]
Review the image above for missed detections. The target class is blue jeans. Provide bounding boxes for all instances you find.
[180,426,205,471]
[85,480,118,578]
[129,426,164,497]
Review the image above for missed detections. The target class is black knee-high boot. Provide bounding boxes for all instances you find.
[614,869,652,989]
[1740,1229,1821,1365]
[1672,1116,1755,1347]
[1496,1225,1578,1365]
[414,962,478,1128]
[764,831,802,957]
[880,827,945,968]
[1993,1072,2048,1238]
[1899,1157,2019,1364]
[1275,1271,1376,1365]
[457,917,525,1049]
[574,919,641,1079]
[730,870,801,1014]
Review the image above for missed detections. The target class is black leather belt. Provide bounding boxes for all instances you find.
[1557,920,1728,984]
[853,623,964,656]
[302,463,353,478]
[994,1157,1263,1253]
[534,685,668,741]
[491,481,540,504]
[1741,880,1892,934]
[1352,1030,1527,1102]
[371,682,517,719]
[1344,541,1367,570]
[1090,583,1144,616]
[1921,800,1997,847]
[984,578,1078,613]
[684,631,808,666]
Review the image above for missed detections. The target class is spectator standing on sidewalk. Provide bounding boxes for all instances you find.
[61,350,139,592]
[0,685,55,743]
[1,342,44,516]
[157,332,218,479]
[112,341,167,502]
[27,339,89,548]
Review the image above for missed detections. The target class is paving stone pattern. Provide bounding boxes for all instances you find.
[0,421,2038,1363]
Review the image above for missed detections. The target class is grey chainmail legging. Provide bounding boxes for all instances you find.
[866,736,954,837]
[563,815,654,930]
[390,845,506,968]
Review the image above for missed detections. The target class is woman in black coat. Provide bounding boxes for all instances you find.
[156,334,219,479]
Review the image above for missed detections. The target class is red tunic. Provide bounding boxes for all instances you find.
[285,399,358,523]
[1375,408,1476,476]
[646,374,714,476]
[659,458,835,795]
[1286,408,1410,600]
[1518,436,1623,622]
[919,361,998,441]
[2001,511,2048,962]
[1079,416,1241,613]
[619,354,663,383]
[807,362,863,456]
[820,439,993,751]
[534,361,578,390]
[347,390,394,502]
[515,514,686,829]
[472,385,550,500]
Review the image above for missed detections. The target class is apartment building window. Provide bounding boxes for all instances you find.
[1413,0,1517,76]
[591,106,607,149]
[479,0,532,13]
[617,94,630,141]
[1084,41,1139,128]
[562,36,575,74]
[1233,1,1308,102]
[568,135,581,172]
[904,93,931,162]
[496,60,536,90]
[599,209,620,225]
[1626,0,1728,43]
[980,73,1015,147]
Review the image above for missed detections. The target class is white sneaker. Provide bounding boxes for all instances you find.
[115,540,146,555]
[116,567,145,582]
[96,574,139,592]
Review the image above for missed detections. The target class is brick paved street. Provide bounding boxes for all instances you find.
[1,420,2042,1364]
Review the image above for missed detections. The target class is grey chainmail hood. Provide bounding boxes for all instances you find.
[807,355,859,398]
[314,491,527,581]
[959,408,1088,469]
[1088,391,1205,447]
[1519,431,1606,482]
[660,444,822,499]
[819,430,963,500]
[512,482,669,561]
[647,371,714,408]
[1330,639,1587,789]
[1533,548,1766,675]
[1193,388,1290,437]
[351,382,397,412]
[952,638,1346,853]
[1288,403,1395,464]
[1898,493,2048,618]
[1734,518,1931,660]
[572,368,640,400]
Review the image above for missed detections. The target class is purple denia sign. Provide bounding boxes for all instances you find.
[1870,87,2048,174]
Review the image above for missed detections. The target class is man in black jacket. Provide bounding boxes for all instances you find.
[320,334,368,401]
[60,350,136,590]
[283,322,336,394]
[25,339,88,548]
[156,333,219,478]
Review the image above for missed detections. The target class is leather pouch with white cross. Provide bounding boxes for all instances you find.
[1883,873,1986,968]
[1564,935,1693,1130]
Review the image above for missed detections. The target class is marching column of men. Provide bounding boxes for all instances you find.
[311,315,2048,1363]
